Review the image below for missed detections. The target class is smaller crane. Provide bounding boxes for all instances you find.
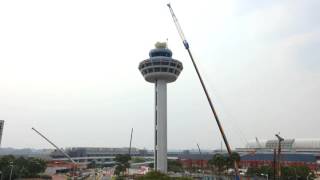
[255,137,262,148]
[32,127,75,164]
[196,143,202,155]
[32,127,77,179]
[197,143,204,176]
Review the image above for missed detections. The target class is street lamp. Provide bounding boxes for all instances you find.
[261,173,269,180]
[9,161,13,180]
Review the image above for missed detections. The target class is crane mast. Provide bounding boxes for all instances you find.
[129,128,133,156]
[167,4,240,179]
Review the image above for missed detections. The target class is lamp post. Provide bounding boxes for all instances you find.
[9,161,13,180]
[261,173,269,180]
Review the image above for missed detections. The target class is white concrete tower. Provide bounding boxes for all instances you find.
[138,42,183,173]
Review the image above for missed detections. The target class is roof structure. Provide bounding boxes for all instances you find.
[241,153,317,163]
[245,139,320,150]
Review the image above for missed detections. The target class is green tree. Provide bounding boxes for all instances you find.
[137,171,192,180]
[26,157,46,177]
[0,155,46,179]
[132,157,145,163]
[210,154,227,174]
[246,165,274,178]
[114,165,126,176]
[148,163,154,169]
[246,165,314,180]
[281,166,315,180]
[113,154,131,176]
[168,160,183,173]
[137,171,170,180]
[226,152,240,169]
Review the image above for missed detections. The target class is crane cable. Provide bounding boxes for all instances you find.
[167,4,240,179]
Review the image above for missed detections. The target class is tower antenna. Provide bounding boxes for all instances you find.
[167,3,240,179]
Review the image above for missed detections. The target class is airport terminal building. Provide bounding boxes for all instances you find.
[236,138,320,171]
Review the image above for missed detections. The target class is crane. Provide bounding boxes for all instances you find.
[32,127,77,179]
[196,143,202,155]
[197,143,204,176]
[255,137,262,148]
[167,4,241,179]
[129,128,133,156]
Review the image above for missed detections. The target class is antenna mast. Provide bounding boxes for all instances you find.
[167,4,240,179]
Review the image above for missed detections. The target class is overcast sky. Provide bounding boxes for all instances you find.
[0,0,319,150]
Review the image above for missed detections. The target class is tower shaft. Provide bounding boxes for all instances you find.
[155,80,167,173]
[139,43,183,174]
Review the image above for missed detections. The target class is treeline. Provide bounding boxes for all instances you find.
[247,165,315,180]
[0,155,47,179]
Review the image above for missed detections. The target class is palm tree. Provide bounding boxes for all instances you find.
[226,152,240,170]
[210,154,227,175]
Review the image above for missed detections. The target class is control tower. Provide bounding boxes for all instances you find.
[138,42,183,173]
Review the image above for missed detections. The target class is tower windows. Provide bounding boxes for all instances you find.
[161,68,168,72]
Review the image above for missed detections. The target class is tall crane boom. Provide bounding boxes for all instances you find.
[167,4,240,179]
[167,4,189,49]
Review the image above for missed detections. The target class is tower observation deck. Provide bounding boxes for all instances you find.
[138,42,183,173]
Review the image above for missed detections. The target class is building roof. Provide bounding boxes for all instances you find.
[241,153,317,163]
[177,154,217,161]
[246,139,320,150]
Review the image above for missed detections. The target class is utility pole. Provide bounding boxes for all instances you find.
[275,134,284,180]
[273,148,277,180]
[167,4,240,179]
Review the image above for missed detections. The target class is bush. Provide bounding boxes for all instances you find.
[137,171,192,180]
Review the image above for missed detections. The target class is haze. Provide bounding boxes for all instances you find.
[0,0,319,150]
